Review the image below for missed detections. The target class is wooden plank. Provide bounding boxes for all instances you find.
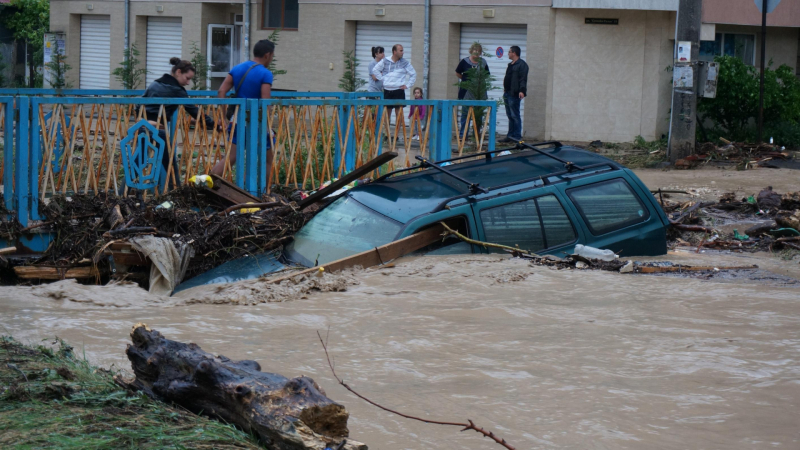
[298,152,398,209]
[15,266,99,280]
[637,265,757,274]
[0,246,17,255]
[207,174,260,206]
[266,223,444,284]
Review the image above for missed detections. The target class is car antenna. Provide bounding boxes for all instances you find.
[415,156,489,195]
[515,142,585,172]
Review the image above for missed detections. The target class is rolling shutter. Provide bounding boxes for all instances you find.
[356,21,413,120]
[79,15,111,89]
[459,24,527,135]
[146,17,183,86]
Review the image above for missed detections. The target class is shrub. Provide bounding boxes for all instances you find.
[698,55,800,142]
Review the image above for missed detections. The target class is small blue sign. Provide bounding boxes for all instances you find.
[496,46,504,59]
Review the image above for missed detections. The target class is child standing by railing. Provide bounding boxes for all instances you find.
[409,87,426,141]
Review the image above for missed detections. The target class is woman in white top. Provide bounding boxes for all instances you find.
[367,46,385,92]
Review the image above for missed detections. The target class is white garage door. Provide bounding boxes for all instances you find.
[460,24,527,136]
[80,15,111,89]
[146,17,183,87]
[356,21,413,121]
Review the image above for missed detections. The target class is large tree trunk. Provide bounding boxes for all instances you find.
[118,323,367,450]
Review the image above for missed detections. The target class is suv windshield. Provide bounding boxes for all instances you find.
[284,195,402,267]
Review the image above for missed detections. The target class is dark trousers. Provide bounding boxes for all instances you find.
[503,92,522,140]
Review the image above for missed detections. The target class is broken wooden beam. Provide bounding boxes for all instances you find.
[0,246,17,255]
[117,324,367,450]
[14,265,99,280]
[267,224,443,285]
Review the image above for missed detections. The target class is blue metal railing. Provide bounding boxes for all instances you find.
[0,89,497,228]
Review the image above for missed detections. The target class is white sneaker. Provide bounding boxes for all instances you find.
[412,135,419,141]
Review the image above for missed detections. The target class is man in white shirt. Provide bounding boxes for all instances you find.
[372,44,416,127]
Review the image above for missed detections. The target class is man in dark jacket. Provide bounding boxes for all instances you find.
[501,46,528,143]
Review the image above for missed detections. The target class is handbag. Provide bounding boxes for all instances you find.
[226,62,258,121]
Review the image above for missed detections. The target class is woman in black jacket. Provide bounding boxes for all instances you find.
[142,58,215,189]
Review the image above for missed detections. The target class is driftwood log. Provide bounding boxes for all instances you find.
[117,324,367,450]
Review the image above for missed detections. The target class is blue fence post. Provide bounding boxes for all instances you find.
[345,92,357,172]
[4,99,14,211]
[334,104,344,176]
[427,101,439,162]
[235,99,246,189]
[259,101,268,193]
[488,102,497,153]
[437,101,453,162]
[245,98,258,195]
[15,96,30,226]
[375,103,384,158]
[29,99,43,220]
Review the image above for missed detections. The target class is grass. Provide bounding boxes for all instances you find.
[593,135,669,169]
[0,336,263,450]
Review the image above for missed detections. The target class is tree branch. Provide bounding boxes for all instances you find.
[316,330,517,450]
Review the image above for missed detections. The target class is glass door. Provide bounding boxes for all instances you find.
[207,24,234,79]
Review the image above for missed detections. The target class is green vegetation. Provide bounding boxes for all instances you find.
[112,43,148,90]
[338,50,366,93]
[266,30,287,80]
[44,37,71,89]
[698,55,800,148]
[0,335,262,449]
[0,53,8,88]
[1,0,49,87]
[595,135,668,169]
[454,42,498,135]
[189,41,210,90]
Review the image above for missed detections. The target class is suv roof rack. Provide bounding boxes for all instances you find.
[415,156,488,195]
[376,140,566,181]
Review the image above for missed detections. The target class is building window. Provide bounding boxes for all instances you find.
[699,33,756,65]
[262,0,298,29]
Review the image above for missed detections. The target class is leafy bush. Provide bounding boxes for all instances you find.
[112,44,148,89]
[698,55,800,144]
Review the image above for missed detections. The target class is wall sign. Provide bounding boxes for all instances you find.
[585,18,619,25]
[496,47,504,59]
[677,41,692,62]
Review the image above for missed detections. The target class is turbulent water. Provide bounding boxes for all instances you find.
[2,251,799,449]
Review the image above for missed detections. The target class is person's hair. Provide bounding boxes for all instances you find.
[170,57,195,75]
[392,44,403,53]
[510,46,521,57]
[371,46,384,58]
[413,86,423,96]
[469,43,483,54]
[253,39,275,58]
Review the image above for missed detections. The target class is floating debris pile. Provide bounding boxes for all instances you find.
[662,187,800,254]
[1,184,316,286]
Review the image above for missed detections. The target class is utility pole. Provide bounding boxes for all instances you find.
[668,0,702,163]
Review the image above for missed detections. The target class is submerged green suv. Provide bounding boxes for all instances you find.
[176,142,668,292]
[285,142,668,266]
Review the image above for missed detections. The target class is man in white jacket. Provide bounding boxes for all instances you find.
[372,44,416,126]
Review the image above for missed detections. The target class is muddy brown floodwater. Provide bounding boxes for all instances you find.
[2,168,800,449]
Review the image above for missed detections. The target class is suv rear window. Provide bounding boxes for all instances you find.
[480,194,576,253]
[567,179,649,235]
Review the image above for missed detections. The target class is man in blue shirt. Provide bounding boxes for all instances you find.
[211,39,275,177]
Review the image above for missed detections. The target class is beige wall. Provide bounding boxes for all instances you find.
[249,3,551,138]
[713,24,799,72]
[50,0,208,89]
[548,8,675,142]
[48,1,800,142]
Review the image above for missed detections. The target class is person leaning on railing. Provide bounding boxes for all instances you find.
[142,57,216,189]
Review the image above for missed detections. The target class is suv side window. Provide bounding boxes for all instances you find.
[567,179,649,235]
[480,194,576,253]
[537,195,577,248]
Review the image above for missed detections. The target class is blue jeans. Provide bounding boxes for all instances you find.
[503,92,522,140]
